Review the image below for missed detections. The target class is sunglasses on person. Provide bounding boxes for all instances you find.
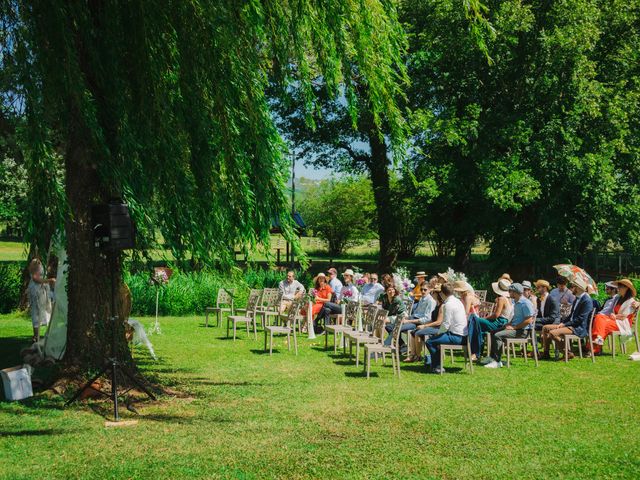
[421,288,429,292]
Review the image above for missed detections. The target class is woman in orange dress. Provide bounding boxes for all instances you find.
[590,279,638,355]
[307,273,333,334]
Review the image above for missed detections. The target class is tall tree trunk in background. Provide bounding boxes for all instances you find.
[366,126,397,273]
[63,128,129,370]
[454,237,473,271]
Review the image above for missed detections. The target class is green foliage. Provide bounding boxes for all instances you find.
[298,176,376,256]
[124,268,313,316]
[0,262,21,313]
[1,0,410,265]
[402,0,640,269]
[0,156,27,236]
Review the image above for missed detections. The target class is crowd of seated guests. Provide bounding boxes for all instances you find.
[301,267,639,372]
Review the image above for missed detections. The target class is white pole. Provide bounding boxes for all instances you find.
[307,300,316,339]
[152,288,161,334]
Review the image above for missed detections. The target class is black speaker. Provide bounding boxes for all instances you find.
[92,201,135,251]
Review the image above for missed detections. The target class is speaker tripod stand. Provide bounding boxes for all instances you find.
[65,251,156,421]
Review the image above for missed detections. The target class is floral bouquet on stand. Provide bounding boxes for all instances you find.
[149,267,172,334]
[393,266,414,298]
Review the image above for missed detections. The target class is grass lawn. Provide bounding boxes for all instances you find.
[1,313,639,479]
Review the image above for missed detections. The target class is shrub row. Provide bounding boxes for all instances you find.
[0,263,21,313]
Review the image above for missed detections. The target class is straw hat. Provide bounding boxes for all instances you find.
[437,272,449,282]
[522,280,533,290]
[415,271,427,278]
[605,281,618,289]
[614,278,637,297]
[453,280,473,293]
[342,269,354,277]
[534,279,551,291]
[492,278,512,297]
[500,273,512,282]
[313,272,327,283]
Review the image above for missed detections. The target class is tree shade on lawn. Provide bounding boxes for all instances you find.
[1,313,639,478]
[2,0,415,370]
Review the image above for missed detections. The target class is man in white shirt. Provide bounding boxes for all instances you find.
[424,283,468,374]
[278,271,305,313]
[327,267,343,299]
[338,269,359,302]
[361,273,384,305]
[549,277,575,305]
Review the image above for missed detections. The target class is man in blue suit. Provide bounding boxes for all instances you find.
[539,278,594,360]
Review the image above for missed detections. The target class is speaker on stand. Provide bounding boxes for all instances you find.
[65,200,156,420]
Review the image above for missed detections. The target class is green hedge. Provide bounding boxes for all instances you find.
[0,262,22,314]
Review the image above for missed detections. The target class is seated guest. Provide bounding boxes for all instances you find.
[327,267,343,300]
[382,285,407,344]
[403,284,437,361]
[339,269,360,302]
[550,276,575,305]
[453,281,479,315]
[522,281,538,312]
[590,279,638,355]
[411,287,447,362]
[424,283,468,374]
[309,273,333,334]
[599,281,618,313]
[361,273,384,305]
[411,271,427,301]
[381,273,394,290]
[278,271,306,313]
[484,283,535,368]
[534,280,560,329]
[468,277,514,359]
[540,280,593,360]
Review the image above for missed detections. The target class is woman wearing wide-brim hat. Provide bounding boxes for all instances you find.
[306,273,333,334]
[590,278,639,354]
[468,278,514,361]
[453,280,480,315]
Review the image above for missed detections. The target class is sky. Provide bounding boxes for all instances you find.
[296,162,332,180]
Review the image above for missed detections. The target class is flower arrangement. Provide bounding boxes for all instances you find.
[445,267,468,284]
[150,267,172,286]
[393,267,414,298]
[342,289,353,298]
[355,277,366,286]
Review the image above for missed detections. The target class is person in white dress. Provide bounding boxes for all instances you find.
[27,258,55,343]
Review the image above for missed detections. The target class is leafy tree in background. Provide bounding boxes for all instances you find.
[299,177,375,256]
[274,1,492,272]
[403,0,640,272]
[0,0,408,370]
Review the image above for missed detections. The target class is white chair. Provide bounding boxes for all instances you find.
[562,309,596,362]
[264,298,303,355]
[364,311,401,379]
[439,336,474,375]
[346,304,380,366]
[325,302,358,353]
[256,288,280,328]
[504,327,539,368]
[611,308,640,359]
[475,290,487,302]
[205,288,235,327]
[227,291,261,340]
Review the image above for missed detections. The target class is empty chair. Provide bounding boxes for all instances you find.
[325,301,358,353]
[364,310,401,378]
[264,298,303,355]
[256,288,280,327]
[205,288,235,327]
[346,304,380,366]
[227,291,261,340]
[475,290,488,302]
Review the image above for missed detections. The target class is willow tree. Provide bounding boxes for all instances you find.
[1,0,409,370]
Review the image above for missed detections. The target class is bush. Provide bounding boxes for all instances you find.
[0,262,22,314]
[125,267,312,316]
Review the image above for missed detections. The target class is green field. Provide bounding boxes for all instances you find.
[1,313,639,479]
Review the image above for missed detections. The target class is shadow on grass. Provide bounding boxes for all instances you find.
[344,371,377,378]
[191,380,266,387]
[0,428,76,437]
[0,335,31,370]
[249,349,271,355]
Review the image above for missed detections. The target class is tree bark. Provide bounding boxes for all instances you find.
[365,126,397,273]
[63,130,129,369]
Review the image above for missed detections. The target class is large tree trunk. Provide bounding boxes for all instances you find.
[366,127,397,274]
[63,131,129,370]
